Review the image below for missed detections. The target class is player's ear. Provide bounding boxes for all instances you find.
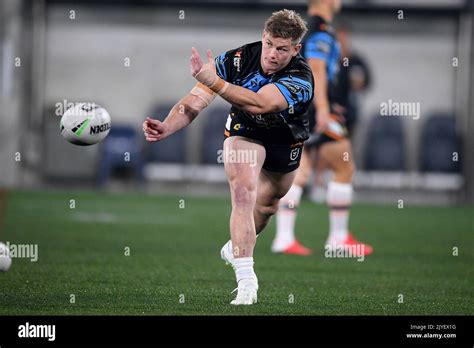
[293,43,302,56]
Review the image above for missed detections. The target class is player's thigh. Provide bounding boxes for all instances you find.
[256,169,296,209]
[223,136,266,189]
[318,138,355,173]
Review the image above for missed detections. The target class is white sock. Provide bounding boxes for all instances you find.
[326,181,352,244]
[273,185,303,251]
[310,184,326,203]
[233,257,257,287]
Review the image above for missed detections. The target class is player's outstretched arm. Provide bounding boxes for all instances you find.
[190,48,288,115]
[143,85,216,142]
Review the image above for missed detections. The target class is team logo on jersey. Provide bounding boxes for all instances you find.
[290,147,300,161]
[280,80,301,95]
[233,123,242,131]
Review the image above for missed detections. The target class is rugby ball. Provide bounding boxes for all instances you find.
[0,242,11,272]
[60,103,111,146]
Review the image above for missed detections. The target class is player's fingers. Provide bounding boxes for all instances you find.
[144,129,157,137]
[144,120,159,134]
[151,121,164,132]
[207,49,214,64]
[190,57,198,69]
[146,117,161,127]
[145,133,162,141]
[146,117,157,125]
[143,125,158,134]
[191,47,201,60]
[190,56,201,76]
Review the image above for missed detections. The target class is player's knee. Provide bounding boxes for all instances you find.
[335,160,355,182]
[345,160,356,179]
[255,201,278,218]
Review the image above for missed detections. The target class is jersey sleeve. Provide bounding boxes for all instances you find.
[273,72,313,107]
[214,49,236,82]
[304,32,334,62]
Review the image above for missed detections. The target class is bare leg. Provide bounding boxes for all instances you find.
[272,147,313,253]
[318,139,355,184]
[318,139,356,245]
[254,169,296,235]
[223,136,265,258]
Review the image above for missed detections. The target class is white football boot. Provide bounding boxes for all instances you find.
[220,240,234,267]
[220,240,258,305]
[230,279,258,305]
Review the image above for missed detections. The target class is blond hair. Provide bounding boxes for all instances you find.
[264,9,308,45]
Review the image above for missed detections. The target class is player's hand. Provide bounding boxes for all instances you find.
[143,117,169,142]
[190,47,217,87]
[316,108,331,133]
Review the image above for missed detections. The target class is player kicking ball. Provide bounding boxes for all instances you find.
[143,10,314,305]
[272,0,373,256]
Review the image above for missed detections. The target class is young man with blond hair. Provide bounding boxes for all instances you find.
[144,9,314,305]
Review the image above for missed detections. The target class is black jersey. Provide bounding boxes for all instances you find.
[215,41,314,142]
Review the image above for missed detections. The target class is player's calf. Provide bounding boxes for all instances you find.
[254,201,278,234]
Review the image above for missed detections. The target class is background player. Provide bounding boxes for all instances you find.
[144,9,314,304]
[272,0,373,256]
[334,23,372,135]
[309,23,372,203]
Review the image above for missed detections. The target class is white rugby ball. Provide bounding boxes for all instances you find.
[60,103,111,146]
[0,242,12,272]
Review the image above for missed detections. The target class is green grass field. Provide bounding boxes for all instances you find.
[0,190,472,315]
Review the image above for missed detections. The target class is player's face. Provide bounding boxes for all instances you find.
[261,32,301,74]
